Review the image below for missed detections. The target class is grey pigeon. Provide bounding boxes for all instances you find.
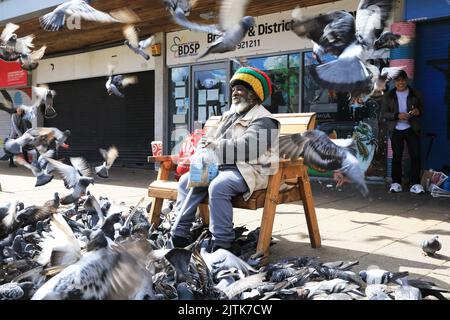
[408,278,449,300]
[39,0,138,32]
[359,266,409,285]
[291,0,400,95]
[106,65,138,98]
[0,282,36,300]
[95,146,119,178]
[393,281,422,300]
[14,155,54,187]
[279,129,369,196]
[31,239,157,300]
[25,127,71,153]
[45,157,94,205]
[421,235,442,256]
[123,25,154,61]
[196,1,254,60]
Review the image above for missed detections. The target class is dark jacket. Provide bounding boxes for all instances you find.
[381,86,424,136]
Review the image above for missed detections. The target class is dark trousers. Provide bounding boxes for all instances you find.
[391,128,421,185]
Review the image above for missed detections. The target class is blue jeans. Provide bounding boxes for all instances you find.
[171,167,249,248]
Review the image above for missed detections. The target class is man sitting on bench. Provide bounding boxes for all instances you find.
[171,67,280,253]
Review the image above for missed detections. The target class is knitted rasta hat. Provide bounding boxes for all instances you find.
[230,67,272,102]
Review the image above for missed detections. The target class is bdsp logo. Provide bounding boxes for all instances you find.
[170,36,200,57]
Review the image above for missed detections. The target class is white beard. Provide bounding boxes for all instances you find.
[232,99,252,114]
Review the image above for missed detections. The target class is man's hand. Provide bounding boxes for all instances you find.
[333,171,350,187]
[204,138,218,149]
[409,108,420,117]
[398,112,410,121]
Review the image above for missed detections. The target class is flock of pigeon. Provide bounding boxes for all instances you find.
[0,0,446,300]
[0,197,447,300]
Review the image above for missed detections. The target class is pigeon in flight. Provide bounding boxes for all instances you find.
[45,157,94,205]
[123,25,154,61]
[25,127,71,153]
[291,0,402,95]
[106,66,138,98]
[95,146,119,178]
[163,0,198,16]
[14,154,54,187]
[421,235,442,256]
[196,1,254,60]
[279,130,369,196]
[39,0,139,32]
[20,45,47,71]
[0,23,35,60]
[33,85,57,119]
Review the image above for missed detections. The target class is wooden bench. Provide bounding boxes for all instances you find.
[148,112,321,259]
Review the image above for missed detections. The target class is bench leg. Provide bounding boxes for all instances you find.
[148,165,172,227]
[299,166,321,248]
[198,204,210,225]
[256,168,283,259]
[149,197,164,227]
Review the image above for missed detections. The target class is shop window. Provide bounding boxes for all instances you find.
[302,52,343,121]
[168,67,189,154]
[233,53,300,113]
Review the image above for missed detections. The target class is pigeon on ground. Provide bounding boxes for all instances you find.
[279,129,369,196]
[359,266,409,285]
[95,146,119,178]
[408,278,449,300]
[45,157,94,205]
[123,25,154,61]
[33,85,57,119]
[0,282,36,300]
[39,0,138,32]
[291,0,402,95]
[421,235,442,256]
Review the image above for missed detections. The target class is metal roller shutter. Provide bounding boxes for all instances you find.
[44,71,154,168]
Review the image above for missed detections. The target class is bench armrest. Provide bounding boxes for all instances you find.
[147,155,179,163]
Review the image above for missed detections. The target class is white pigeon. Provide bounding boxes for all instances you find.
[95,146,119,178]
[39,0,138,32]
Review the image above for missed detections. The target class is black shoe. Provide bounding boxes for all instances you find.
[172,235,191,248]
[212,242,241,256]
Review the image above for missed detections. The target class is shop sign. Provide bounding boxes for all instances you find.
[166,0,360,66]
[0,59,28,88]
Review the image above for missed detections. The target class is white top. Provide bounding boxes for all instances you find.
[395,89,411,130]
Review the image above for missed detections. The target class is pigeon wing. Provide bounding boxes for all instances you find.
[66,1,121,24]
[123,25,139,48]
[70,157,92,177]
[46,158,79,189]
[105,146,119,169]
[0,23,20,43]
[292,9,356,57]
[15,35,35,55]
[219,0,250,32]
[355,0,395,46]
[172,8,222,35]
[29,45,47,61]
[121,76,137,87]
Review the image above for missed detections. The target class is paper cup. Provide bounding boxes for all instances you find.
[151,141,163,157]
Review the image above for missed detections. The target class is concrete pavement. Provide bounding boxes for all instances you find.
[1,161,449,296]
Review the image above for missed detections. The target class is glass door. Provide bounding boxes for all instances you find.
[191,63,229,130]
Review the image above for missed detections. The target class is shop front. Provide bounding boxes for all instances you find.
[165,0,393,178]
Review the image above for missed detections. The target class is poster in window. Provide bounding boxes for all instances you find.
[198,89,207,105]
[175,87,185,98]
[198,106,207,124]
[207,89,219,101]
